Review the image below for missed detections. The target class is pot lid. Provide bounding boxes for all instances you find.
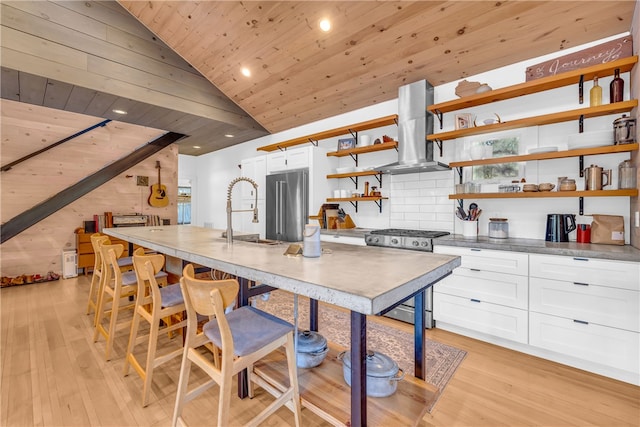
[342,350,399,378]
[296,330,327,353]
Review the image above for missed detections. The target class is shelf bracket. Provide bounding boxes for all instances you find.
[578,74,584,104]
[277,145,286,152]
[374,199,383,213]
[349,201,358,212]
[307,137,319,147]
[434,139,444,157]
[349,153,359,166]
[456,167,463,184]
[349,176,358,187]
[579,197,584,215]
[434,109,443,129]
[348,129,358,139]
[579,155,585,177]
[374,172,382,187]
[579,115,584,133]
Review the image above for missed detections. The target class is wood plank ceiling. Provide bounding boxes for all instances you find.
[118,1,636,138]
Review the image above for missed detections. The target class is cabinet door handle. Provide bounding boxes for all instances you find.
[471,248,481,252]
[573,282,589,286]
[573,319,589,325]
[469,268,481,272]
[573,257,589,261]
[470,298,481,303]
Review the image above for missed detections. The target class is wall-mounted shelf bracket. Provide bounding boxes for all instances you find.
[578,74,584,104]
[308,137,319,147]
[579,114,584,133]
[349,176,359,187]
[374,199,383,213]
[373,172,382,187]
[277,146,286,152]
[349,201,358,212]
[349,153,359,166]
[579,155,585,177]
[434,109,443,129]
[348,129,357,139]
[433,139,444,157]
[456,167,463,183]
[579,196,584,215]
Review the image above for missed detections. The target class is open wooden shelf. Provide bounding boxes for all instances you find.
[326,141,398,157]
[427,100,637,141]
[257,115,398,152]
[428,56,638,114]
[327,196,388,202]
[254,344,439,427]
[327,170,382,179]
[449,189,638,200]
[449,143,639,167]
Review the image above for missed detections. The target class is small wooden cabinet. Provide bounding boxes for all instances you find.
[76,232,130,275]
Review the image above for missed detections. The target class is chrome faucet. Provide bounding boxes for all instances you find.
[226,177,259,245]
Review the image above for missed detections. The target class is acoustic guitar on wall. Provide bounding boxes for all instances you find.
[148,161,169,207]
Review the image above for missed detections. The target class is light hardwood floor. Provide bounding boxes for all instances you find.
[1,276,638,426]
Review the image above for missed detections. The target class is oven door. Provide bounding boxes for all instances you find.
[383,287,434,328]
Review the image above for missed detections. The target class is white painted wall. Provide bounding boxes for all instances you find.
[181,32,633,243]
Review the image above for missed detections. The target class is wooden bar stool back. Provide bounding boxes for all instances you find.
[86,234,110,317]
[172,264,301,427]
[123,248,186,407]
[93,243,138,361]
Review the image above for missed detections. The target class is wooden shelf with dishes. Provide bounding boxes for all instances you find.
[427,100,637,141]
[326,140,398,157]
[256,115,398,152]
[449,143,639,167]
[450,189,638,200]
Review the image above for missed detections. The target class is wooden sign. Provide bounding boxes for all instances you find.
[526,36,633,81]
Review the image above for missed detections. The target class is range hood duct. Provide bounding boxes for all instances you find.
[375,79,449,175]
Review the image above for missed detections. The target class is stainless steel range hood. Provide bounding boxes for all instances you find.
[375,79,450,175]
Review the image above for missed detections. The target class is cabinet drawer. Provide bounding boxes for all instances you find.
[530,254,639,291]
[78,254,95,268]
[434,246,528,276]
[530,312,639,374]
[434,292,528,343]
[78,242,93,254]
[530,277,640,332]
[435,268,528,309]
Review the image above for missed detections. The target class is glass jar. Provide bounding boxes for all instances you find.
[618,159,637,189]
[489,218,509,239]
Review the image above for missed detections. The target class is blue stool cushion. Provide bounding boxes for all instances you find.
[160,283,184,307]
[203,306,293,357]
[117,256,133,267]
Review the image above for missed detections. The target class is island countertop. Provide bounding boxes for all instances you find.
[104,225,460,315]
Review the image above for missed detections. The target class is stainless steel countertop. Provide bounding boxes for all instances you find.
[434,235,640,263]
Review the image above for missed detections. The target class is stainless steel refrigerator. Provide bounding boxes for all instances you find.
[266,169,308,242]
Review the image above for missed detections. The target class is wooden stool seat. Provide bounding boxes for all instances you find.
[172,264,301,427]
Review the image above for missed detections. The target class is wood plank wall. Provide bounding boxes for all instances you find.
[0,99,178,278]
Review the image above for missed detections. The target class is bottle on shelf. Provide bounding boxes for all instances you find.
[610,68,624,103]
[589,76,602,106]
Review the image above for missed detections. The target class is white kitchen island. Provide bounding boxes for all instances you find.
[104,225,460,426]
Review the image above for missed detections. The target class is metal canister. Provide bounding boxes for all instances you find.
[613,114,636,144]
[618,159,637,189]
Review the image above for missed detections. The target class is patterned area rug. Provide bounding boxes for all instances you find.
[255,290,466,411]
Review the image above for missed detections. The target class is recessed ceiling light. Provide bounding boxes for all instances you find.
[112,109,127,115]
[224,134,234,138]
[241,67,251,77]
[319,19,331,32]
[192,145,201,149]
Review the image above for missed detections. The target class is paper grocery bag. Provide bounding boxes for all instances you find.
[590,214,625,245]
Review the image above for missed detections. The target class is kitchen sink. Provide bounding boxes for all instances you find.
[242,238,280,245]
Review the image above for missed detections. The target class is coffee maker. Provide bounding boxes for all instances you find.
[546,214,576,242]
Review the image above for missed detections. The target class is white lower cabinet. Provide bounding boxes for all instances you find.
[434,293,528,343]
[433,246,529,344]
[529,253,640,382]
[529,312,639,374]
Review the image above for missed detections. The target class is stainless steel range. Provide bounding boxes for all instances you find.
[365,228,450,327]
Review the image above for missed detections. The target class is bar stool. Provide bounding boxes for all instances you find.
[123,248,186,407]
[93,243,139,361]
[172,264,301,427]
[86,234,134,318]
